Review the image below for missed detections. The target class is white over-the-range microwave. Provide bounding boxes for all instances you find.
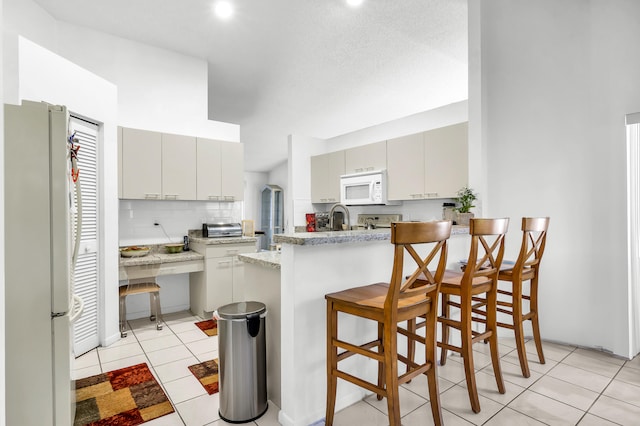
[340,170,399,205]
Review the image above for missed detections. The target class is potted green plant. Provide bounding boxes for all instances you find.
[454,186,477,225]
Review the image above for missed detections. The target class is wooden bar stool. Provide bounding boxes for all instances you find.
[439,217,509,413]
[119,278,163,338]
[495,217,549,377]
[325,220,451,426]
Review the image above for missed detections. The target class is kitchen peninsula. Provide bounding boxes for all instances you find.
[239,251,282,408]
[265,226,469,426]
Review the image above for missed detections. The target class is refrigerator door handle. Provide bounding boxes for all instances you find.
[69,293,84,323]
[71,167,83,269]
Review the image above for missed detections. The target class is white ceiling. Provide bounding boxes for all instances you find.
[33,0,468,172]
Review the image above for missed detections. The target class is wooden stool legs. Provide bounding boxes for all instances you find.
[325,300,340,426]
[119,282,163,338]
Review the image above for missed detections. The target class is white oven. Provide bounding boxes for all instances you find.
[340,170,397,205]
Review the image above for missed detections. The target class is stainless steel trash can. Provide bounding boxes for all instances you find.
[215,301,268,423]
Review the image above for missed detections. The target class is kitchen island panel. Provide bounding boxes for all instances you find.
[276,230,470,426]
[279,240,394,426]
[244,260,282,408]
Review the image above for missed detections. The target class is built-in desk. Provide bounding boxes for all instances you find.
[118,249,204,280]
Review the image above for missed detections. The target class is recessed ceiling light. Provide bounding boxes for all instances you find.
[214,1,234,19]
[346,0,364,7]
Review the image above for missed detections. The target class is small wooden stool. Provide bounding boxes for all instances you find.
[119,278,162,338]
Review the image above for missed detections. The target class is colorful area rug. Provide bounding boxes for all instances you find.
[195,319,218,336]
[188,359,220,395]
[74,363,174,426]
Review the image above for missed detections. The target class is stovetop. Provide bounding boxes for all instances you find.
[356,214,402,228]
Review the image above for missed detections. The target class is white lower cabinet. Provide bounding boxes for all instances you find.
[190,241,256,317]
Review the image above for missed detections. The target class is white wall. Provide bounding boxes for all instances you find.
[13,36,121,346]
[2,0,57,104]
[288,134,327,231]
[119,200,244,247]
[471,0,640,358]
[55,24,239,141]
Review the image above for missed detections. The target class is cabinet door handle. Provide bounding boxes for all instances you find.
[218,260,232,267]
[163,194,179,200]
[226,249,239,255]
[424,192,438,198]
[208,195,220,201]
[223,195,235,201]
[144,193,160,199]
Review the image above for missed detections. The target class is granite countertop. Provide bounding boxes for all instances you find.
[238,251,281,270]
[189,236,258,245]
[274,225,470,246]
[119,244,204,267]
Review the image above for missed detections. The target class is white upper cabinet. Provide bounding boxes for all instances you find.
[423,122,468,199]
[119,127,244,201]
[162,133,197,200]
[196,138,222,200]
[220,141,244,201]
[345,140,387,174]
[310,150,345,203]
[386,122,468,200]
[121,127,162,199]
[196,138,244,201]
[386,133,425,200]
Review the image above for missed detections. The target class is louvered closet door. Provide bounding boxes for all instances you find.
[71,116,100,356]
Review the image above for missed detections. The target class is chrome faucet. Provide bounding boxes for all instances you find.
[329,203,351,231]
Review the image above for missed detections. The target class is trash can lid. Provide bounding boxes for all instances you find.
[217,301,266,319]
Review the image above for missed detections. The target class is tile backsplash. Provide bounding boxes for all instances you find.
[119,199,243,246]
[307,198,457,228]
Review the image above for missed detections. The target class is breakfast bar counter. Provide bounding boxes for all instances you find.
[271,226,470,426]
[274,225,469,246]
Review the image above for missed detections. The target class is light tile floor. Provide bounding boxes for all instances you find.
[75,311,640,426]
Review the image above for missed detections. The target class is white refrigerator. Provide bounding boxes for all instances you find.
[4,100,84,425]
